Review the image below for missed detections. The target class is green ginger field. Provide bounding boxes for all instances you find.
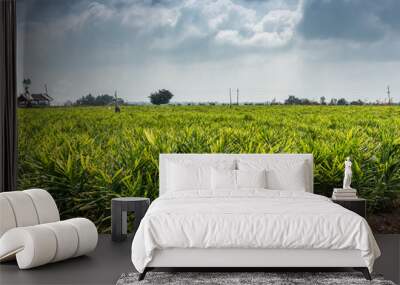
[17,106,400,232]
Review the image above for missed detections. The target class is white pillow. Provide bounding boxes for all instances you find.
[238,159,308,191]
[167,162,209,191]
[211,168,236,190]
[211,169,268,190]
[166,159,236,192]
[236,169,267,189]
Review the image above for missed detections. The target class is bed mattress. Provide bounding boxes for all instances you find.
[131,190,380,273]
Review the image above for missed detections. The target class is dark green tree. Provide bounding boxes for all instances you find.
[337,98,348,105]
[284,95,302,105]
[149,89,174,105]
[76,94,124,106]
[76,94,95,105]
[94,94,114,105]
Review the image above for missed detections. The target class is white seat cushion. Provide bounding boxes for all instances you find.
[24,189,60,224]
[0,196,17,237]
[0,218,97,269]
[42,221,79,262]
[0,189,60,237]
[65,218,98,257]
[0,226,57,268]
[1,191,39,227]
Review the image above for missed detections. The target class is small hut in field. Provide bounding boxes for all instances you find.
[18,85,53,107]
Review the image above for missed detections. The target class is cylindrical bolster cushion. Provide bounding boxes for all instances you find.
[0,226,57,269]
[24,189,60,224]
[0,189,60,238]
[42,221,79,262]
[0,196,17,237]
[0,218,98,269]
[64,218,98,257]
[0,191,39,227]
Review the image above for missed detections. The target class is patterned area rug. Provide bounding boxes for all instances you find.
[116,272,396,285]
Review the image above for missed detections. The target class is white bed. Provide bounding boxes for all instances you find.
[131,154,380,280]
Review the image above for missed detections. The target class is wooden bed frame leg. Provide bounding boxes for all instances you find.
[354,267,371,280]
[138,268,148,281]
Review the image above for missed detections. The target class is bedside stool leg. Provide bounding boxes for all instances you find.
[112,202,124,241]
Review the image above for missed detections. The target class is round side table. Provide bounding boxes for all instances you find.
[111,197,150,242]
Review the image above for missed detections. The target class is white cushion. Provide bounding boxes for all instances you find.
[0,218,97,269]
[24,189,60,224]
[0,196,16,237]
[0,226,57,269]
[211,168,236,190]
[42,221,79,262]
[65,218,98,257]
[1,191,39,227]
[167,162,210,191]
[238,159,308,191]
[237,169,267,189]
[0,190,60,236]
[211,169,268,190]
[166,159,235,192]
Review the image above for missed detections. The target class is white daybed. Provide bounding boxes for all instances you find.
[131,154,380,280]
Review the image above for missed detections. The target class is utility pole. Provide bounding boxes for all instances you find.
[236,88,239,105]
[387,85,391,105]
[229,88,232,107]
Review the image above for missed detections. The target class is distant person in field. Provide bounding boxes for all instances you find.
[115,92,120,113]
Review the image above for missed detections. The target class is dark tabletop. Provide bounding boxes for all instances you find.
[112,197,150,202]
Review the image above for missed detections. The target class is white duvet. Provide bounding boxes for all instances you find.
[131,190,380,273]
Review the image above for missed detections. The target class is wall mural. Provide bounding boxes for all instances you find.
[17,0,400,233]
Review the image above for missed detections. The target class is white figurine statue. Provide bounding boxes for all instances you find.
[343,157,352,189]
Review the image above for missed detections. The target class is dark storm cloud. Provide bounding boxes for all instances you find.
[298,0,400,42]
[18,0,84,22]
[379,0,400,30]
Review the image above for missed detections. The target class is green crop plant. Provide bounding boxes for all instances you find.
[17,106,400,233]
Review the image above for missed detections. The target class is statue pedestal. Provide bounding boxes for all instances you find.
[332,188,358,199]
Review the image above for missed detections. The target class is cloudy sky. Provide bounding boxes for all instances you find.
[17,0,400,104]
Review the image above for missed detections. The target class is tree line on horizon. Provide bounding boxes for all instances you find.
[18,78,395,107]
[283,95,367,106]
[74,94,124,106]
[70,90,173,106]
[68,91,395,106]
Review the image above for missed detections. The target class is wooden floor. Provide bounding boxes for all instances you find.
[0,234,399,285]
